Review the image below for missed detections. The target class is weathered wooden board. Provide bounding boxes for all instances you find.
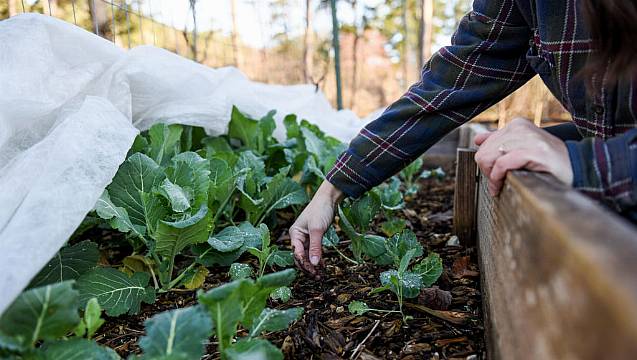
[453,148,477,246]
[477,171,637,360]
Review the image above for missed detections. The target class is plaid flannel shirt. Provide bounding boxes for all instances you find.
[326,0,637,219]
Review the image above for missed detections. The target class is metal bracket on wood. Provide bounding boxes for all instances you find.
[453,147,478,246]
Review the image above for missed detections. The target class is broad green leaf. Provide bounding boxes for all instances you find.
[120,255,155,276]
[29,241,99,288]
[385,230,424,268]
[346,192,381,232]
[267,250,294,268]
[257,110,277,153]
[399,248,417,274]
[203,136,234,155]
[77,268,155,316]
[242,270,297,329]
[180,265,209,290]
[413,253,443,287]
[95,191,146,237]
[155,205,211,259]
[157,178,190,213]
[378,177,404,210]
[270,286,292,302]
[0,281,79,348]
[36,338,120,360]
[257,173,308,222]
[207,221,261,254]
[224,338,282,360]
[380,270,422,299]
[148,123,183,166]
[130,134,149,155]
[166,152,210,210]
[208,157,236,213]
[380,218,407,237]
[321,226,340,247]
[348,301,371,316]
[107,153,167,235]
[74,298,105,339]
[198,280,246,353]
[139,305,212,360]
[228,106,259,150]
[229,263,253,280]
[248,307,302,337]
[400,158,424,184]
[283,114,301,140]
[300,126,325,159]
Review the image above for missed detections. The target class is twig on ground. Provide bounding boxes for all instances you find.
[350,319,380,360]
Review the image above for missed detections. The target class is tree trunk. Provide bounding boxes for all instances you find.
[401,0,409,87]
[423,0,433,60]
[230,0,241,68]
[89,0,110,39]
[190,0,198,61]
[303,0,314,83]
[349,0,360,109]
[330,0,343,110]
[417,0,424,74]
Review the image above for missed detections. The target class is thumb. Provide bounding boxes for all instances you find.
[308,226,324,266]
[474,132,493,146]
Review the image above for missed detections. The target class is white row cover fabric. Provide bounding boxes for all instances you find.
[0,14,370,314]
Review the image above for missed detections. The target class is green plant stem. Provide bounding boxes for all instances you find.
[165,247,212,291]
[331,245,359,265]
[213,191,234,224]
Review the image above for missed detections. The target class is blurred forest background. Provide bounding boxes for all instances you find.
[0,0,569,125]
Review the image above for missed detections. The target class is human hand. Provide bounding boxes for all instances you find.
[289,180,344,279]
[474,118,573,196]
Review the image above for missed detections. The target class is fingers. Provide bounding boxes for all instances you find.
[474,131,493,146]
[290,225,317,276]
[489,150,531,195]
[308,227,324,266]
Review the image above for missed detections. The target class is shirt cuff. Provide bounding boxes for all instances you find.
[325,150,381,198]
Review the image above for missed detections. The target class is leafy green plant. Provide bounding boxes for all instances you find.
[347,300,400,316]
[400,158,424,196]
[321,225,358,265]
[74,298,105,339]
[197,269,303,359]
[371,247,443,323]
[0,281,119,359]
[247,224,294,278]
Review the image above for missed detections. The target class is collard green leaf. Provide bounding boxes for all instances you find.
[348,301,371,316]
[380,218,407,237]
[29,241,99,288]
[380,270,422,299]
[224,338,282,360]
[229,263,253,281]
[179,265,209,290]
[256,173,308,223]
[346,192,381,232]
[148,123,183,166]
[107,153,167,235]
[166,152,210,210]
[385,229,424,268]
[248,308,302,337]
[36,338,120,360]
[198,280,246,353]
[378,177,404,210]
[208,157,236,213]
[74,298,105,339]
[413,253,443,287]
[228,106,260,151]
[283,114,301,140]
[95,190,146,238]
[0,281,79,348]
[77,268,155,316]
[157,178,191,213]
[155,205,211,259]
[321,226,340,247]
[270,286,292,303]
[300,126,325,159]
[267,250,294,268]
[207,221,261,256]
[400,157,424,184]
[139,305,212,360]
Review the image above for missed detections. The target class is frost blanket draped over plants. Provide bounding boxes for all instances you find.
[0,14,367,314]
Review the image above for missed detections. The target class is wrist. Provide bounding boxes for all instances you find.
[318,180,345,204]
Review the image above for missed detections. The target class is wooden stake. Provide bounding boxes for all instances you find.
[453,148,478,246]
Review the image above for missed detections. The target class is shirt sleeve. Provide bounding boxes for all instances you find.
[566,129,637,216]
[326,0,535,198]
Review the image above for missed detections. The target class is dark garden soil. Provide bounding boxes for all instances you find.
[92,172,486,360]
